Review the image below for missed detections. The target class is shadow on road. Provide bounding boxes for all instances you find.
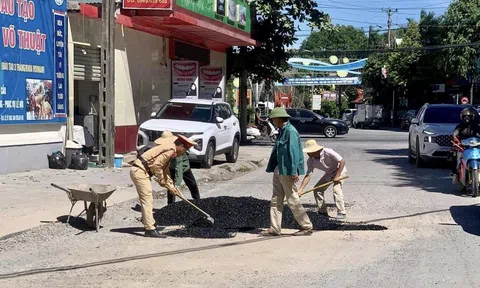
[450,204,480,236]
[364,148,465,197]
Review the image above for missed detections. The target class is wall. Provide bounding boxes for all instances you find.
[68,14,171,153]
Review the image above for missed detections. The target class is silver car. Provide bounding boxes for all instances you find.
[408,103,478,168]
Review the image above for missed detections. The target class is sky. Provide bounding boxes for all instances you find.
[293,0,453,49]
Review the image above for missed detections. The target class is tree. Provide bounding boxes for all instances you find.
[441,0,480,78]
[227,0,329,143]
[301,25,368,52]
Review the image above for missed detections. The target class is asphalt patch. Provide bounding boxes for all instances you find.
[155,197,387,238]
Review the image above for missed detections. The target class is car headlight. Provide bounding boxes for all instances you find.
[424,136,437,143]
[423,130,435,135]
[194,139,203,151]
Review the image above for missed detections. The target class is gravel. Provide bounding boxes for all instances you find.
[154,196,386,238]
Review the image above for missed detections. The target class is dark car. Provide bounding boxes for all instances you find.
[400,109,417,130]
[285,108,349,138]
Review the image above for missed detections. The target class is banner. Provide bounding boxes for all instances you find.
[312,95,322,110]
[172,60,199,99]
[199,66,224,101]
[0,0,68,124]
[123,0,172,10]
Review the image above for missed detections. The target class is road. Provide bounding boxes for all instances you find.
[2,129,480,287]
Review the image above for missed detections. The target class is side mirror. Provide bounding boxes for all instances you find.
[411,118,419,125]
[150,112,157,118]
[216,117,224,123]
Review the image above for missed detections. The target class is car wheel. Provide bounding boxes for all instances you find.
[415,138,425,168]
[408,135,414,163]
[324,126,337,138]
[226,137,239,163]
[202,142,215,169]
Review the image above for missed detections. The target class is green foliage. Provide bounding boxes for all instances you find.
[226,79,236,108]
[441,0,480,78]
[301,25,368,52]
[318,100,347,119]
[227,0,330,82]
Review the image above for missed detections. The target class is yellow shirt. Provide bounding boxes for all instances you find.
[134,143,176,191]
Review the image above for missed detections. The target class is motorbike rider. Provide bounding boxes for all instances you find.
[255,107,269,133]
[451,108,480,183]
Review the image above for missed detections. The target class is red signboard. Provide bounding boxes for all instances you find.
[123,0,172,10]
[461,97,469,104]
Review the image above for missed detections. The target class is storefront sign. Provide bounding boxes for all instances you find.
[176,0,251,33]
[199,67,224,101]
[172,60,199,99]
[0,0,67,124]
[123,0,172,10]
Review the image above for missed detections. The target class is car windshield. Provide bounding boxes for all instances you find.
[155,103,213,123]
[423,106,474,124]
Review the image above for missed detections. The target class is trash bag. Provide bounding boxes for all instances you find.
[48,151,67,170]
[69,152,89,170]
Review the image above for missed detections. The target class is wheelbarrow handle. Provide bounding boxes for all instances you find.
[51,183,71,194]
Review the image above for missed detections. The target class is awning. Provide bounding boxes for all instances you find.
[77,4,257,52]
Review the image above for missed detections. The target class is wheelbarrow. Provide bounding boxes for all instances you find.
[51,183,116,232]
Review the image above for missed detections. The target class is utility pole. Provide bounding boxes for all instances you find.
[382,8,397,48]
[99,0,116,167]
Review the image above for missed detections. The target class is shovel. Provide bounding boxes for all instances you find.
[284,175,349,204]
[173,188,215,225]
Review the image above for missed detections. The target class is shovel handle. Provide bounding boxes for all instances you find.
[174,190,212,219]
[300,175,349,197]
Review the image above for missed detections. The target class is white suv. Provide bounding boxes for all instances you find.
[137,99,240,168]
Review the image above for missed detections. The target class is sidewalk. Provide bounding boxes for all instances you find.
[0,146,270,238]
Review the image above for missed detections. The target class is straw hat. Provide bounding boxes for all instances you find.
[303,139,324,153]
[154,130,178,145]
[269,107,291,119]
[176,135,197,148]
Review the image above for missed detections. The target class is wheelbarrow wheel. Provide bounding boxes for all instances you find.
[86,202,107,230]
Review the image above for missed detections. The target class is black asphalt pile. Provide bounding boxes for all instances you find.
[155,196,387,238]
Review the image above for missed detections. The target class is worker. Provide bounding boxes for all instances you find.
[264,107,313,236]
[130,131,196,238]
[298,140,347,219]
[157,131,200,205]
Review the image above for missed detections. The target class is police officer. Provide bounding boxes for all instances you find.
[130,132,196,238]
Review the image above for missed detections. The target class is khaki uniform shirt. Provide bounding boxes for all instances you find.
[134,143,176,191]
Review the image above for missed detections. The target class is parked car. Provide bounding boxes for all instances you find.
[285,108,349,138]
[400,109,417,130]
[408,103,479,167]
[137,99,240,168]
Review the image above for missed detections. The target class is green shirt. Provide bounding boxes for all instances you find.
[266,122,305,176]
[170,153,191,187]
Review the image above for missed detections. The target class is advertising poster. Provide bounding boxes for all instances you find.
[238,5,247,26]
[172,60,199,99]
[0,0,68,124]
[215,0,225,16]
[199,67,224,101]
[228,0,237,22]
[312,95,322,110]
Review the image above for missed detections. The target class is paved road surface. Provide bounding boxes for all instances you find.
[2,129,480,287]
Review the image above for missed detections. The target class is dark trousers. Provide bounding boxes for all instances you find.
[168,168,200,204]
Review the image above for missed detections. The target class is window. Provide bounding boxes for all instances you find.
[156,103,213,123]
[423,106,478,124]
[214,104,230,120]
[299,110,314,119]
[286,109,299,118]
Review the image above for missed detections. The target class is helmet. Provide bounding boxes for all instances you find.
[461,108,475,123]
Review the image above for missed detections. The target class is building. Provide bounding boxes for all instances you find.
[69,0,255,154]
[0,0,255,174]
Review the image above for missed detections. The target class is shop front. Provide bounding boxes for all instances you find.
[72,0,255,154]
[0,0,68,173]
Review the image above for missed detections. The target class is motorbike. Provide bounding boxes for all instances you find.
[452,137,480,197]
[247,118,278,143]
